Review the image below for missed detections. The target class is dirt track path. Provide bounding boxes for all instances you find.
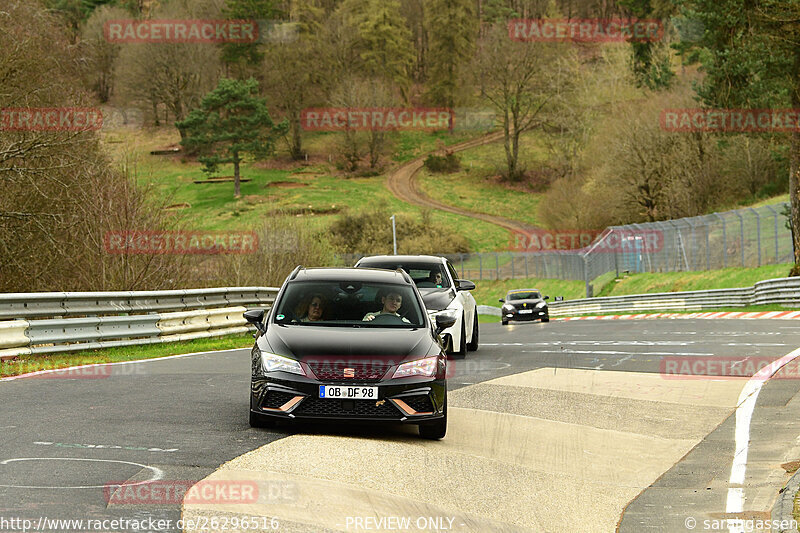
[385,131,538,233]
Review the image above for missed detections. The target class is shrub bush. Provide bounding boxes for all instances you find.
[424,153,461,173]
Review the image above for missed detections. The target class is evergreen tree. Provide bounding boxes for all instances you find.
[177,78,289,198]
[425,0,476,110]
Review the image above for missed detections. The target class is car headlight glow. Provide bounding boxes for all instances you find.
[392,356,438,378]
[536,302,547,308]
[260,350,305,375]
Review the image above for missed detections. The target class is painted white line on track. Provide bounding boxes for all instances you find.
[527,350,714,356]
[0,348,248,382]
[725,346,800,533]
[0,457,164,489]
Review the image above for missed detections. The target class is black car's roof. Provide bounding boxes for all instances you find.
[357,255,445,264]
[291,267,413,284]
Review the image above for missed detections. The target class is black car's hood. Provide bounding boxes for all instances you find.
[419,288,456,311]
[263,325,434,362]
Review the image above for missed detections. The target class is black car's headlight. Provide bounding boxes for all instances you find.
[502,305,515,313]
[260,350,305,376]
[392,356,437,378]
[535,302,547,309]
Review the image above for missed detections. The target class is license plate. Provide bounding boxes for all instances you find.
[518,309,533,314]
[319,386,378,399]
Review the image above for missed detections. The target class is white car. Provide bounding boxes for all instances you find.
[354,255,479,357]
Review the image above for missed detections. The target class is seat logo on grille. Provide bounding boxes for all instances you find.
[343,368,355,378]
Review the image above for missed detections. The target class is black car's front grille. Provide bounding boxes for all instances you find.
[403,394,434,413]
[306,361,393,382]
[261,390,297,409]
[294,397,401,418]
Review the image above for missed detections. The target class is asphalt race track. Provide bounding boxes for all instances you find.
[2,319,800,532]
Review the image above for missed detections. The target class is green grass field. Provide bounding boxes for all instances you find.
[0,334,255,378]
[103,127,510,251]
[597,263,793,297]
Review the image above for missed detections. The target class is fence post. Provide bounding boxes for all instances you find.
[705,217,711,270]
[765,204,779,263]
[583,253,590,298]
[459,254,465,278]
[524,254,529,278]
[749,208,761,267]
[495,253,500,280]
[479,254,483,280]
[734,210,745,267]
[686,218,697,270]
[510,252,515,279]
[714,213,727,268]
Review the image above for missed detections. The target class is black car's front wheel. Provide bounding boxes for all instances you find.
[418,400,447,440]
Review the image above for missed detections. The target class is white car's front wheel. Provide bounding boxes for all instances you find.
[451,315,467,359]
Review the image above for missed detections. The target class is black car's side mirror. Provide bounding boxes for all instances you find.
[544,296,550,300]
[455,279,476,291]
[434,313,457,335]
[243,308,266,334]
[498,298,505,303]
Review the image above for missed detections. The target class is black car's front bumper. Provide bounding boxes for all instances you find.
[504,309,548,322]
[250,374,446,424]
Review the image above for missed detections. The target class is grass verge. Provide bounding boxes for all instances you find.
[1,334,254,378]
[549,304,798,318]
[597,264,794,297]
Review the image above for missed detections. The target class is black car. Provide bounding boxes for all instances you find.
[499,289,550,325]
[244,266,455,439]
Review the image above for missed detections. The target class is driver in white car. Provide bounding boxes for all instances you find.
[363,291,411,323]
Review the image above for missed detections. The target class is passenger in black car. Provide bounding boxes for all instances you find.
[296,293,326,322]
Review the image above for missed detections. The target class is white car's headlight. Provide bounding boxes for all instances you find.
[392,356,438,378]
[535,302,547,308]
[261,351,305,375]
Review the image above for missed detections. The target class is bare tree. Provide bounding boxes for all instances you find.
[473,24,578,181]
[79,5,129,103]
[115,1,223,139]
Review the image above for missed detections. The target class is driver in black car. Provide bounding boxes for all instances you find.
[362,290,411,323]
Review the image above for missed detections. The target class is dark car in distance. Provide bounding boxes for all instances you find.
[499,289,550,325]
[244,266,455,439]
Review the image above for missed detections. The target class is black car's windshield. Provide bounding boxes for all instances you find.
[274,281,425,326]
[359,262,448,289]
[508,291,541,300]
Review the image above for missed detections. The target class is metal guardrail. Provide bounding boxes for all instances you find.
[0,287,279,360]
[544,277,800,316]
